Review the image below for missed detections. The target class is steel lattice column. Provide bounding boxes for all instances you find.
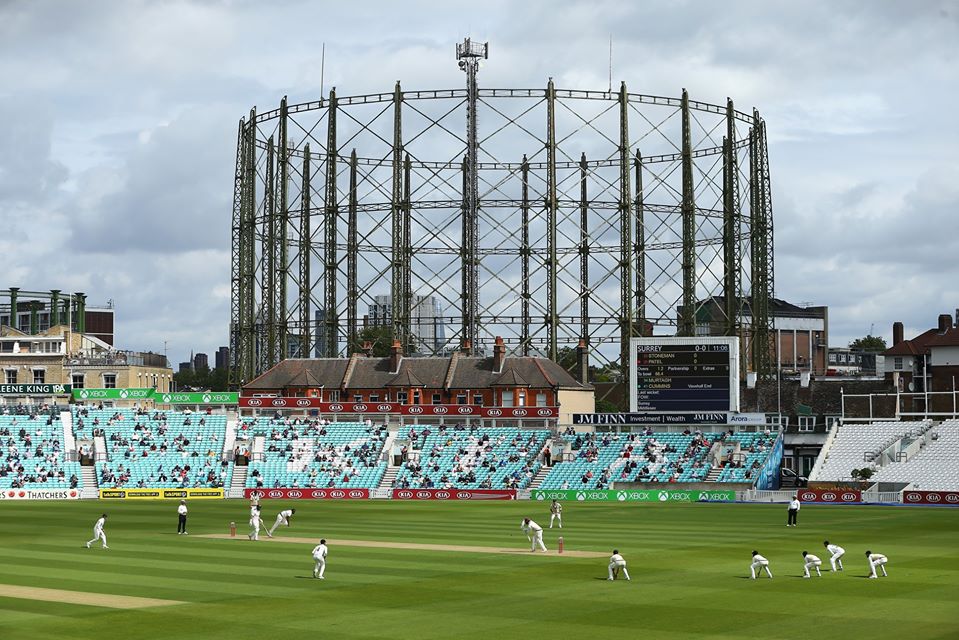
[403,153,412,351]
[262,136,277,370]
[347,149,358,354]
[229,117,246,387]
[390,82,406,346]
[750,109,774,378]
[299,143,312,358]
[325,89,339,357]
[618,82,634,374]
[545,78,559,360]
[634,149,646,334]
[240,109,256,383]
[579,153,589,347]
[723,98,740,337]
[680,89,697,337]
[278,97,290,360]
[520,156,531,356]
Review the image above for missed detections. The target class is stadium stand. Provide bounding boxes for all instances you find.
[869,420,959,489]
[242,417,387,490]
[811,420,932,482]
[392,426,547,490]
[0,410,82,490]
[76,408,232,489]
[539,430,777,489]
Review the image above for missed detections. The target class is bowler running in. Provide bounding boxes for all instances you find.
[823,540,845,571]
[85,514,109,549]
[268,508,296,537]
[312,539,328,579]
[608,550,631,581]
[866,550,889,578]
[522,518,547,552]
[750,550,773,579]
[802,551,822,578]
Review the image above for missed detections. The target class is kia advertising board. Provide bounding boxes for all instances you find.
[797,489,861,503]
[902,490,959,505]
[243,488,371,500]
[391,489,516,500]
[531,489,736,502]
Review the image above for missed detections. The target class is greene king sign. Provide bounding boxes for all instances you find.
[0,384,71,396]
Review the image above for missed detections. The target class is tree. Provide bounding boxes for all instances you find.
[354,325,414,357]
[849,335,887,352]
[850,467,874,482]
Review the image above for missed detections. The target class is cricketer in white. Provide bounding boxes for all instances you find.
[312,539,329,579]
[85,514,108,549]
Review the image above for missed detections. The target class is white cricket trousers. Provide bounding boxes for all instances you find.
[608,561,630,580]
[268,514,287,536]
[750,560,772,579]
[87,529,107,548]
[530,531,547,552]
[804,559,822,577]
[249,519,261,540]
[829,550,844,571]
[550,513,562,528]
[870,558,888,578]
[313,557,326,578]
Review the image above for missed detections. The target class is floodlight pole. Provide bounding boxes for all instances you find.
[456,37,487,352]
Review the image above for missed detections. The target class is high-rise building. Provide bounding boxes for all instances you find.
[369,294,447,354]
[193,352,209,371]
[215,346,230,370]
[178,361,193,374]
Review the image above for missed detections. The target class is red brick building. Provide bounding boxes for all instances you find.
[242,337,594,424]
[884,312,959,414]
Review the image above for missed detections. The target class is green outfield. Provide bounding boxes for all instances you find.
[0,500,957,640]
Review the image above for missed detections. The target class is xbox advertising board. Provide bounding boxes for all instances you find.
[531,489,735,502]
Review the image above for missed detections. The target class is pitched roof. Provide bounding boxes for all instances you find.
[386,367,425,387]
[883,328,939,357]
[491,366,530,387]
[243,354,591,392]
[926,327,959,348]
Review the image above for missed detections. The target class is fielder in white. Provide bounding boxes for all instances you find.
[312,539,328,579]
[549,500,563,529]
[522,517,547,552]
[248,505,265,540]
[802,551,822,578]
[866,550,888,578]
[823,540,845,572]
[750,550,773,579]
[608,550,631,581]
[268,508,296,537]
[85,514,109,549]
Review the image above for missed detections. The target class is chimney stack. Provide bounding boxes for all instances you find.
[492,336,506,373]
[461,339,472,356]
[362,340,374,357]
[390,339,403,373]
[576,338,589,385]
[938,313,953,333]
[892,322,904,346]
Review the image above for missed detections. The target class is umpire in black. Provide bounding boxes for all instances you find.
[787,495,800,527]
[177,500,189,535]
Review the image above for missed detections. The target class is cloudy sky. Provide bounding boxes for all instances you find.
[1,0,957,367]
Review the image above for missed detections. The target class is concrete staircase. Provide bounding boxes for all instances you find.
[80,466,98,499]
[705,467,723,482]
[229,466,248,499]
[529,466,551,489]
[374,466,400,499]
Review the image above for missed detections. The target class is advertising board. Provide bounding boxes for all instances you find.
[243,488,371,500]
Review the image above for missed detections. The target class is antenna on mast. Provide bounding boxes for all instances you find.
[320,42,326,97]
[608,35,612,93]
